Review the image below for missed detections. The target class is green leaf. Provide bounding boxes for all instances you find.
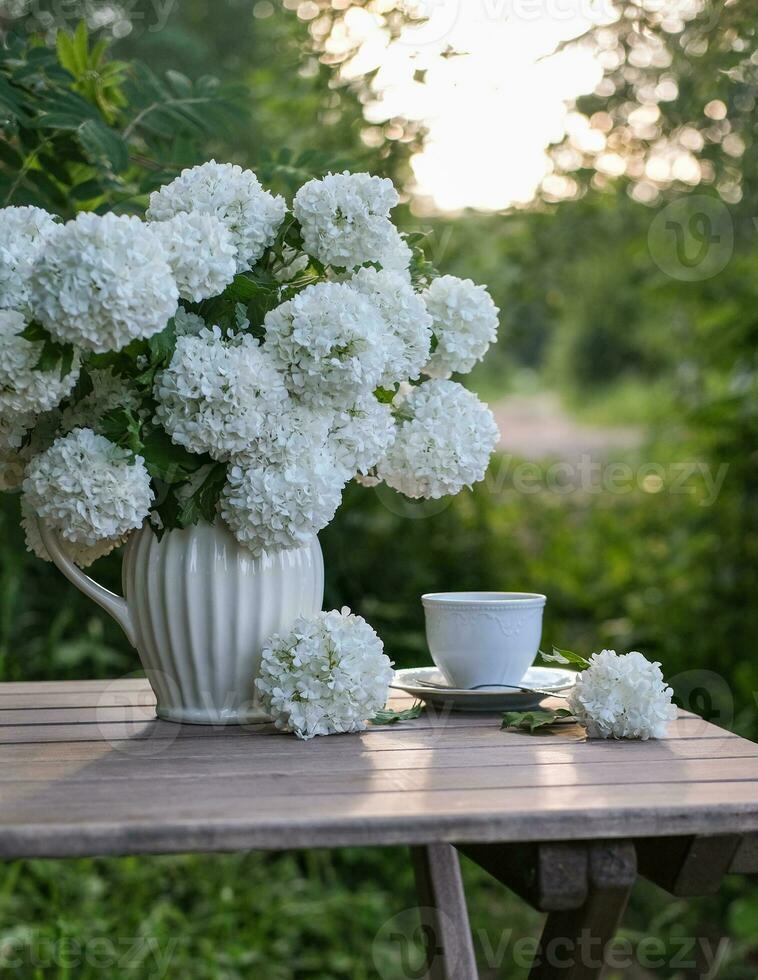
[99,408,143,454]
[73,21,90,73]
[55,29,77,77]
[69,178,105,201]
[374,387,397,405]
[19,321,49,343]
[177,463,228,527]
[369,702,425,725]
[539,646,591,671]
[77,118,128,173]
[19,321,75,378]
[501,708,575,733]
[140,427,207,484]
[152,481,180,536]
[147,319,177,366]
[234,303,249,331]
[0,140,23,170]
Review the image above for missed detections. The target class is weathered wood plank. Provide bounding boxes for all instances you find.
[0,679,150,695]
[0,731,752,768]
[0,722,732,748]
[3,758,758,794]
[0,685,417,711]
[3,783,758,860]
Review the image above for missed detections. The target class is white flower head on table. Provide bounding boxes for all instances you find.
[567,649,678,741]
[506,646,678,740]
[257,607,394,740]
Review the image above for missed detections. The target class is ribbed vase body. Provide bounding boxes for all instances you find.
[122,522,324,724]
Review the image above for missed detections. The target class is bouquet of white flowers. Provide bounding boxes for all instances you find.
[0,161,500,565]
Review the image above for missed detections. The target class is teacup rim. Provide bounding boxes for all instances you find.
[422,591,546,607]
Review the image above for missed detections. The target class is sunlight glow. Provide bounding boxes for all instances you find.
[343,0,618,212]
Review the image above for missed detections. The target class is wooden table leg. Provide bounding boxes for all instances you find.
[529,841,637,980]
[411,843,479,980]
[636,835,741,896]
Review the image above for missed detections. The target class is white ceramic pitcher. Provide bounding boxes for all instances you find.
[39,520,324,725]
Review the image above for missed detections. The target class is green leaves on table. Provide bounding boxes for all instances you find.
[501,708,575,733]
[369,702,424,726]
[539,645,590,671]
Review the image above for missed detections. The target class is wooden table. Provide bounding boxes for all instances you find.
[1,679,758,979]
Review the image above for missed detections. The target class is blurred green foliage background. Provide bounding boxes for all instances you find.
[0,1,756,976]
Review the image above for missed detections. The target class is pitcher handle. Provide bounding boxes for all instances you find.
[37,521,137,648]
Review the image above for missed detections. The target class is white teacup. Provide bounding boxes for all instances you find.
[422,591,547,690]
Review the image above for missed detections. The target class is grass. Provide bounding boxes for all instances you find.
[2,850,757,978]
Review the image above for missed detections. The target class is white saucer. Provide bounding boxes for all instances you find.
[390,666,576,713]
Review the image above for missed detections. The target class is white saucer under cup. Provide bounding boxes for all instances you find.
[421,591,547,689]
[390,666,575,713]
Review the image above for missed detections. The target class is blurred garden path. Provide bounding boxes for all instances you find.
[493,393,643,461]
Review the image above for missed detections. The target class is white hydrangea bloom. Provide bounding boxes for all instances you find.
[30,213,178,353]
[0,410,35,491]
[60,368,140,435]
[150,212,237,302]
[377,226,413,274]
[247,393,391,480]
[173,307,207,337]
[567,650,677,740]
[257,607,394,739]
[155,326,288,461]
[23,427,153,548]
[423,275,499,378]
[377,379,499,499]
[350,267,432,386]
[221,451,347,557]
[0,205,58,314]
[263,282,387,407]
[0,310,80,415]
[21,496,124,568]
[251,399,333,466]
[329,394,396,476]
[146,160,286,272]
[293,171,400,270]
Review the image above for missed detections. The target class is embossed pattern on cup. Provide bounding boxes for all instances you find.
[422,591,546,689]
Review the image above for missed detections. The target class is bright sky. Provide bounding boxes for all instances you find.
[338,0,618,212]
